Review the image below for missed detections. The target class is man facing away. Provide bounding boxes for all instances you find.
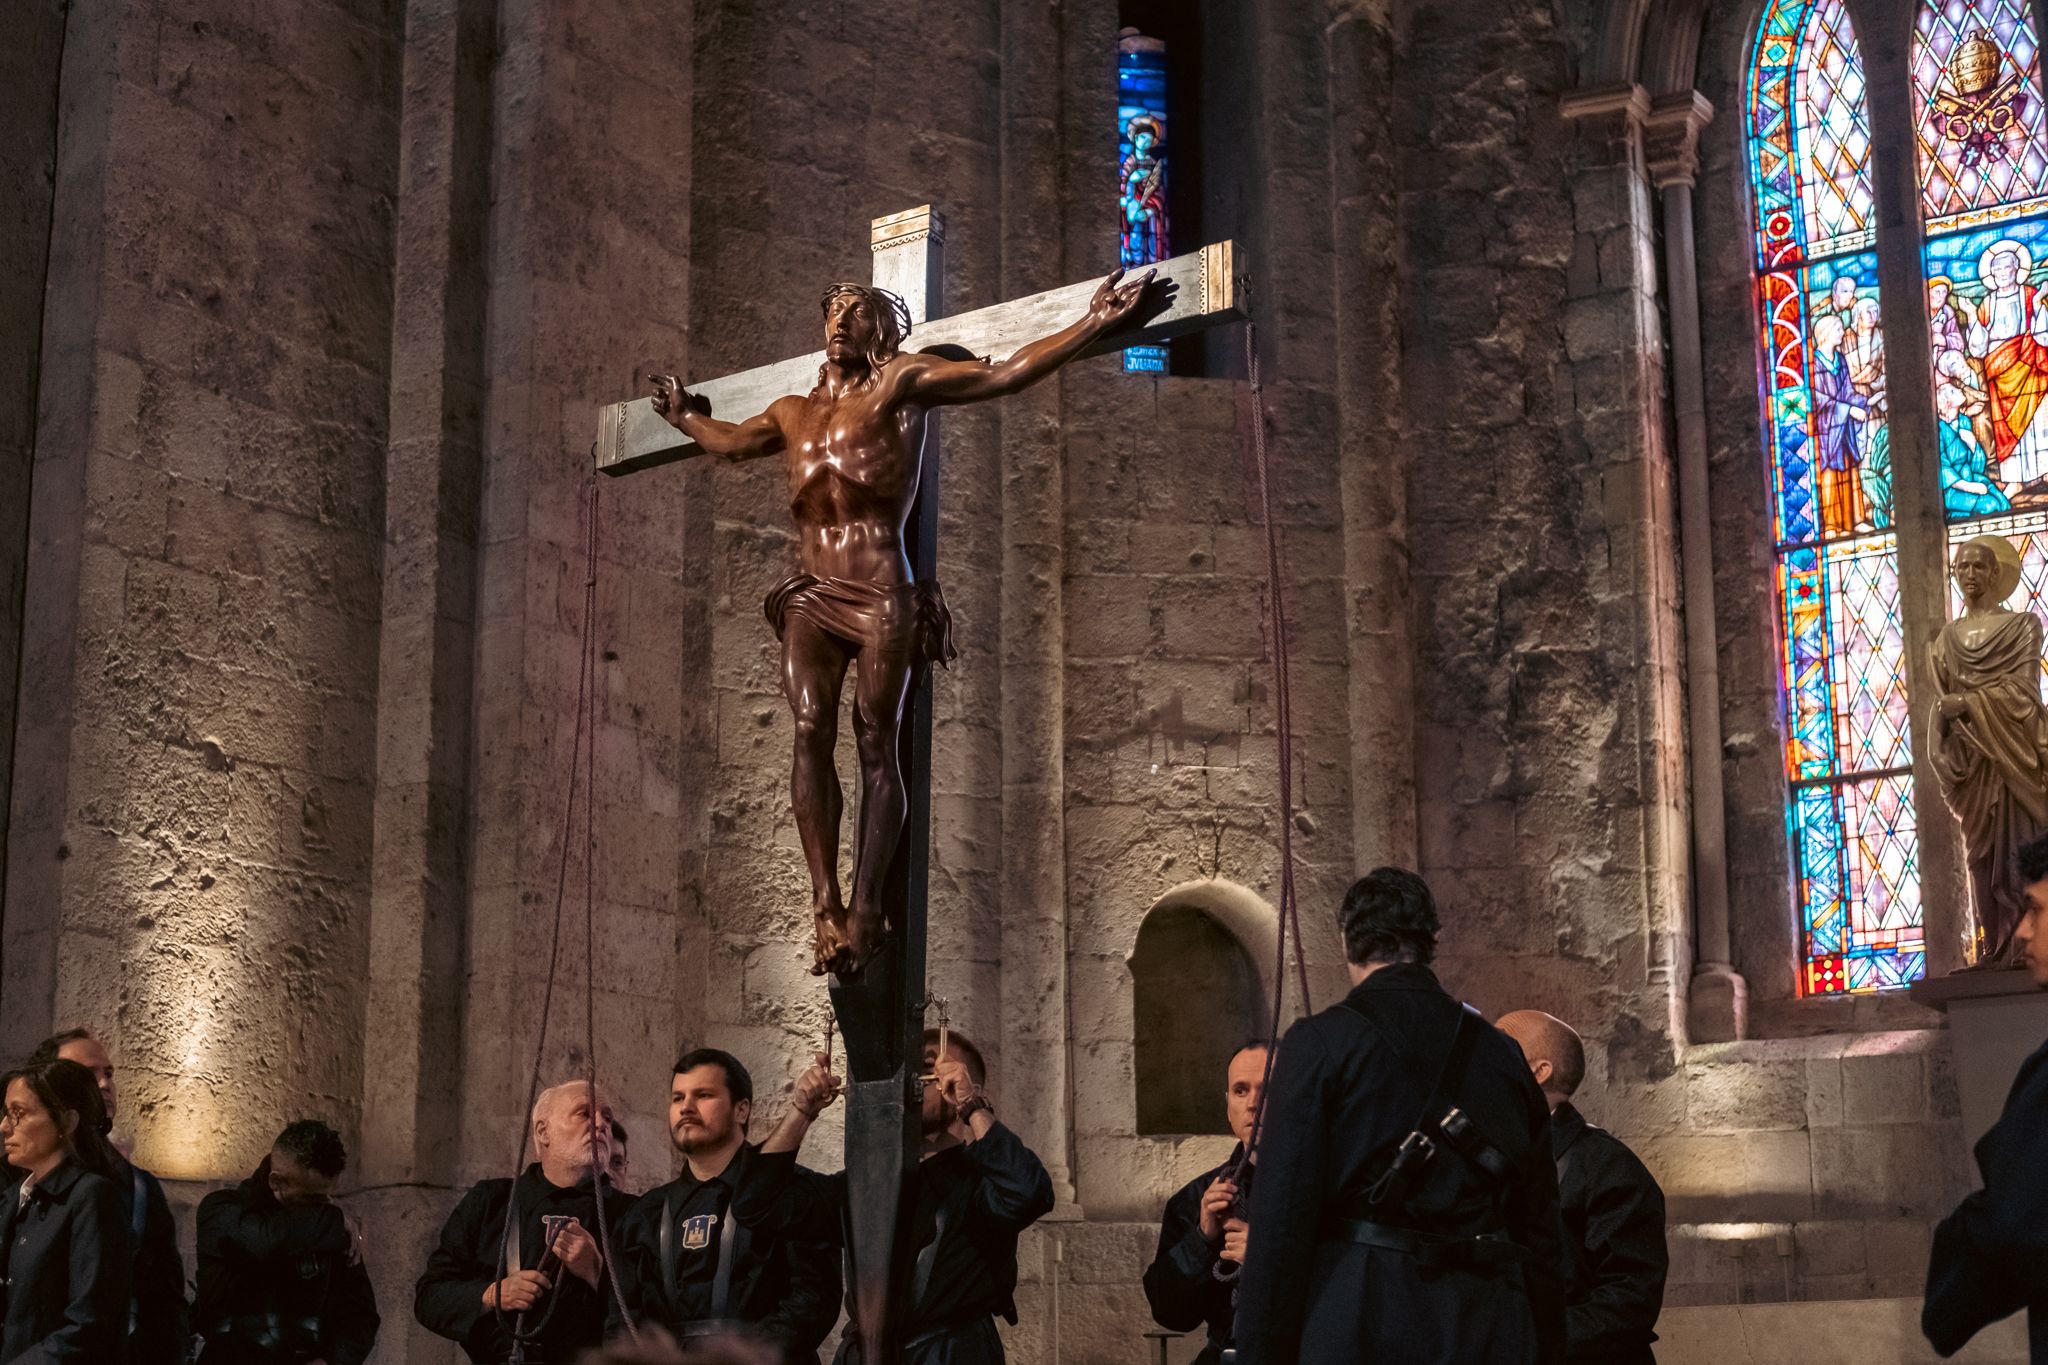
[1143,1041,1268,1364]
[415,1080,636,1363]
[1233,867,1566,1365]
[194,1120,379,1365]
[763,1028,1056,1364]
[1924,829,2048,1360]
[607,1049,840,1363]
[645,267,1154,978]
[28,1026,188,1364]
[1497,1011,1667,1364]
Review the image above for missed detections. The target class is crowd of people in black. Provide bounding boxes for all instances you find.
[5,850,2046,1364]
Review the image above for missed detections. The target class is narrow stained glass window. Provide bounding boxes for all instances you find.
[1118,27,1170,375]
[1750,0,1926,993]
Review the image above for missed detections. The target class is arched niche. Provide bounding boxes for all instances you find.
[1129,879,1274,1136]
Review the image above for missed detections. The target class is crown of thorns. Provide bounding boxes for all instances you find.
[820,283,913,348]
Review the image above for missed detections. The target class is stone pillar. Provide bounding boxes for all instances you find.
[1646,90,1749,1042]
[998,0,1079,1213]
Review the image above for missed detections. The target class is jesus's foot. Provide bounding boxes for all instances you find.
[835,908,888,978]
[811,907,850,978]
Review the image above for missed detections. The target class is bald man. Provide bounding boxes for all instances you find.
[1498,1011,1667,1365]
[415,1081,636,1363]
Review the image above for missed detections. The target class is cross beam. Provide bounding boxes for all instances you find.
[594,236,1242,476]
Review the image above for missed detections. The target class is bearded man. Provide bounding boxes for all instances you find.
[606,1049,840,1363]
[1967,241,2048,488]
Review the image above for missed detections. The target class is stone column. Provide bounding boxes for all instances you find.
[1646,90,1749,1042]
[998,0,1078,1213]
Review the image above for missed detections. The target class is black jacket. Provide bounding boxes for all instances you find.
[415,1164,636,1363]
[607,1144,840,1364]
[1234,965,1568,1365]
[1925,1033,2048,1360]
[1551,1102,1666,1363]
[1143,1147,1247,1365]
[0,1160,134,1365]
[116,1156,190,1365]
[832,1120,1056,1365]
[194,1167,379,1365]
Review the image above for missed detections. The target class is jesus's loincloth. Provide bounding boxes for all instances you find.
[764,573,958,667]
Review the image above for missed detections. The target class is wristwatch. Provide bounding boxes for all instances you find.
[955,1093,994,1123]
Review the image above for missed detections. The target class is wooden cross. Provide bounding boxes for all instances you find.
[595,206,1243,1362]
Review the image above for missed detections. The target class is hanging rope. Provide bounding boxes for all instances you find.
[1216,311,1313,1266]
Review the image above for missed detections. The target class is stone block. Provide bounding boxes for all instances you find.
[1636,1130,1813,1221]
[1807,1057,1844,1127]
[1811,1122,1972,1218]
[1066,574,1153,658]
[1840,1048,1927,1126]
[1683,1056,1808,1133]
[1060,1221,1155,1284]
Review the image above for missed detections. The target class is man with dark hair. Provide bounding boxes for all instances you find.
[1235,866,1567,1365]
[195,1119,379,1365]
[415,1080,635,1362]
[29,1026,189,1363]
[1924,829,2048,1359]
[763,1027,1056,1364]
[1144,1040,1269,1364]
[610,1117,632,1193]
[607,1048,840,1362]
[1498,1011,1667,1364]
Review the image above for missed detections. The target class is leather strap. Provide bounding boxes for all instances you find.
[709,1198,740,1318]
[659,1187,678,1312]
[1323,1217,1540,1271]
[911,1201,951,1308]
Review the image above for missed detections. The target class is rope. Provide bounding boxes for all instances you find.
[1220,311,1313,1221]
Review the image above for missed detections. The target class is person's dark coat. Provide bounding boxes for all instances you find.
[607,1144,840,1365]
[0,1159,134,1364]
[832,1118,1056,1365]
[115,1155,191,1365]
[193,1166,379,1365]
[415,1163,636,1363]
[1924,1033,2048,1360]
[1233,964,1568,1365]
[1143,1147,1247,1365]
[1551,1102,1666,1363]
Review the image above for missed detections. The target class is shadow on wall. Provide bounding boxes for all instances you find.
[1131,879,1272,1136]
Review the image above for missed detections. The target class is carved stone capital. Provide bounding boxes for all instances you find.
[1559,82,1651,129]
[1644,91,1716,190]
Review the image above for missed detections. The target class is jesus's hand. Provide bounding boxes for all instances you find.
[648,373,694,431]
[1088,267,1157,333]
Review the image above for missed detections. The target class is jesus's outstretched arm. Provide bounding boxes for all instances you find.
[647,374,786,460]
[901,267,1156,408]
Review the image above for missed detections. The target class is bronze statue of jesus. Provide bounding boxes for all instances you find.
[648,267,1154,977]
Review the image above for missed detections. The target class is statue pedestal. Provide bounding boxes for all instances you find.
[1908,967,2047,1146]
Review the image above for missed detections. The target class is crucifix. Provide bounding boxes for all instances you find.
[597,205,1243,1361]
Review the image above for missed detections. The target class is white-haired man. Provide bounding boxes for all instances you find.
[415,1080,635,1363]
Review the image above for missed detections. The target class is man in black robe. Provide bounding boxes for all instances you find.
[1234,867,1566,1365]
[760,1029,1057,1364]
[1498,1010,1666,1363]
[30,1026,188,1364]
[1143,1040,1268,1363]
[607,1048,840,1363]
[194,1120,379,1365]
[1924,830,2048,1359]
[416,1080,636,1362]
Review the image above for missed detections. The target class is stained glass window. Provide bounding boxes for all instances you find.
[1750,0,1926,993]
[1118,27,1169,375]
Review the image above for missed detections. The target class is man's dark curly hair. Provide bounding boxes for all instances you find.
[2018,830,2048,885]
[1338,866,1440,966]
[273,1119,349,1178]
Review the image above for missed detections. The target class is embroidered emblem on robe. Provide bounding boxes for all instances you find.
[681,1212,719,1251]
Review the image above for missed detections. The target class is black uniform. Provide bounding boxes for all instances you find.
[194,1166,380,1365]
[1234,965,1568,1365]
[117,1155,191,1365]
[0,1159,134,1363]
[1551,1102,1666,1364]
[1924,1033,2048,1360]
[833,1119,1056,1365]
[415,1164,636,1363]
[1143,1147,1249,1365]
[607,1144,840,1364]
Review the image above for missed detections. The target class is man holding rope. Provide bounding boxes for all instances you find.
[415,1081,635,1363]
[1144,1041,1269,1364]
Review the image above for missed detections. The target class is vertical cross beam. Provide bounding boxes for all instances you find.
[829,205,944,1365]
